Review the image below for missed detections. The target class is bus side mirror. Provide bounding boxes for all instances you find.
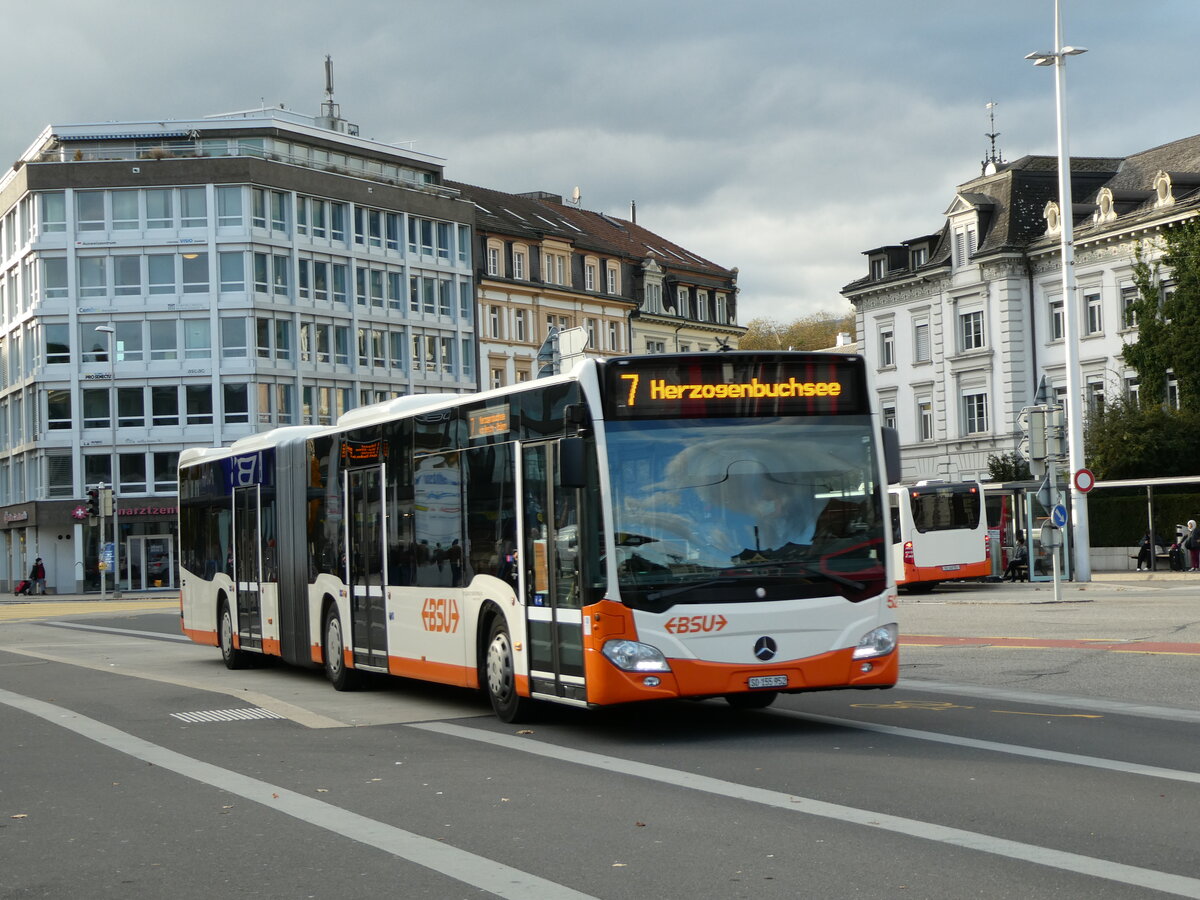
[882,427,902,485]
[560,437,587,488]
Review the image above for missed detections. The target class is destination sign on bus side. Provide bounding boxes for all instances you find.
[605,356,867,419]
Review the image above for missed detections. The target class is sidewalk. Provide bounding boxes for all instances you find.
[1,590,176,604]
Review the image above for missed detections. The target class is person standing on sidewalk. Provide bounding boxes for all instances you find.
[29,558,46,595]
[1186,520,1200,571]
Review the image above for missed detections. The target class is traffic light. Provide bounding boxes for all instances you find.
[100,488,114,517]
[86,489,100,521]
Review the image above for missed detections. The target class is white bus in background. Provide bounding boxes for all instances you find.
[889,481,990,592]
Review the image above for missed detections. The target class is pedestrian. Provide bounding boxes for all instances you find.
[29,558,46,595]
[1004,535,1029,582]
[1186,519,1200,571]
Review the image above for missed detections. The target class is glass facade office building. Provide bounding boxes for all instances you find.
[0,107,476,593]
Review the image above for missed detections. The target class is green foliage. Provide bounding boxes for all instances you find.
[740,311,856,351]
[1088,490,1200,547]
[1123,222,1200,410]
[1085,394,1200,479]
[986,452,1031,482]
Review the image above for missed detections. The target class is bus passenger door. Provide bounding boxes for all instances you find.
[346,466,388,669]
[232,486,262,649]
[521,443,585,703]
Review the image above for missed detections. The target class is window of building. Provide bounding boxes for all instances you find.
[879,327,895,367]
[697,292,710,322]
[40,192,66,233]
[1084,291,1103,335]
[1086,379,1105,416]
[180,188,207,229]
[112,191,139,230]
[489,306,501,340]
[1167,373,1180,409]
[146,189,173,229]
[216,186,242,227]
[221,317,247,358]
[1049,298,1064,341]
[117,387,144,427]
[962,391,988,435]
[183,320,210,360]
[154,452,178,491]
[917,397,934,441]
[223,383,249,424]
[42,258,68,299]
[513,247,527,280]
[148,254,174,294]
[514,310,528,343]
[113,256,140,296]
[959,310,984,351]
[220,252,245,293]
[47,389,71,430]
[1120,285,1139,329]
[82,388,110,429]
[716,294,728,324]
[881,404,897,431]
[1125,376,1139,406]
[76,191,106,231]
[870,258,885,280]
[585,262,597,291]
[913,320,930,362]
[120,453,147,493]
[606,263,619,294]
[78,257,107,297]
[151,385,179,426]
[182,252,209,293]
[911,247,927,267]
[45,324,70,364]
[149,320,178,361]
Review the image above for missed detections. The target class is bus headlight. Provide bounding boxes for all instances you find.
[852,623,898,660]
[602,639,671,672]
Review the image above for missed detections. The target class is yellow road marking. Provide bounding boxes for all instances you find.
[992,710,1104,718]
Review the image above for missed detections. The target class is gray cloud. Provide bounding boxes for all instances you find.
[6,0,1199,322]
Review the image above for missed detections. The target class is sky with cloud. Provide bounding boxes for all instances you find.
[6,0,1200,324]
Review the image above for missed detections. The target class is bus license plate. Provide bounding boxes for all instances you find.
[748,675,788,689]
[941,564,961,571]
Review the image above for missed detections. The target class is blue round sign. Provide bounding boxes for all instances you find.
[1051,504,1068,528]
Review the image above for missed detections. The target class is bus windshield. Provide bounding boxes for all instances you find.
[908,484,982,533]
[604,416,885,609]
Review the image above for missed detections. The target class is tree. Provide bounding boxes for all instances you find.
[986,452,1031,482]
[1123,221,1200,410]
[1085,394,1200,479]
[740,311,856,351]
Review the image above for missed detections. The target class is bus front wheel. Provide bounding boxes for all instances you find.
[485,618,533,723]
[218,600,251,670]
[323,606,360,691]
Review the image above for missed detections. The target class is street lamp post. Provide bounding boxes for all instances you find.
[1026,0,1092,581]
[95,324,121,597]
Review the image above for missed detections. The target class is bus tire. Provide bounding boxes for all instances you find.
[218,600,251,670]
[323,606,361,691]
[484,617,532,723]
[725,691,778,710]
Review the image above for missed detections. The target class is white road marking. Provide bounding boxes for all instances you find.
[414,721,1200,899]
[0,688,596,900]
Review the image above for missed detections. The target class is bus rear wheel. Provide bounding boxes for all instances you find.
[323,606,361,691]
[218,600,251,670]
[485,618,533,723]
[725,691,778,710]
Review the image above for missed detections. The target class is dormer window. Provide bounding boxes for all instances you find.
[1154,170,1174,208]
[870,258,886,280]
[911,247,927,268]
[1044,201,1061,235]
[952,226,977,267]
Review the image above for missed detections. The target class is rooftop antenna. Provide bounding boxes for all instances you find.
[317,55,359,136]
[982,101,1005,174]
[570,186,581,207]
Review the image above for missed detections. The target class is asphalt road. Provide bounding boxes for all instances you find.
[1,582,1198,899]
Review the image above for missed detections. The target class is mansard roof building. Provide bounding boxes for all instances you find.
[842,134,1200,483]
[451,183,743,386]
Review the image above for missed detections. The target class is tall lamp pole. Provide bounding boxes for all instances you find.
[95,325,121,597]
[1026,0,1091,581]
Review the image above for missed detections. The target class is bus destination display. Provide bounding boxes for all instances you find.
[605,355,867,419]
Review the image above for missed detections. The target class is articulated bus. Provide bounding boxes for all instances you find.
[889,481,990,592]
[179,352,901,721]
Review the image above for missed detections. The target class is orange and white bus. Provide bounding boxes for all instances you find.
[889,481,990,592]
[178,352,900,721]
